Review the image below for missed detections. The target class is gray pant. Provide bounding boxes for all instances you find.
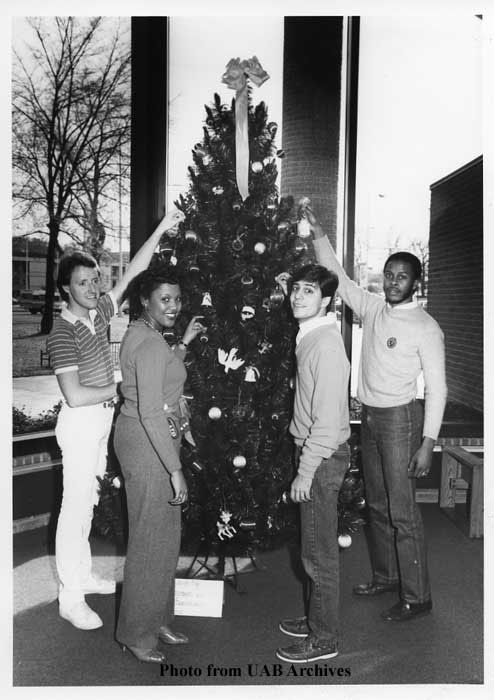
[115,414,182,649]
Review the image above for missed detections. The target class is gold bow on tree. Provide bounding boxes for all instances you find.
[222,56,269,201]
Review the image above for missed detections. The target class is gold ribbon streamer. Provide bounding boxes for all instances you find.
[221,56,269,201]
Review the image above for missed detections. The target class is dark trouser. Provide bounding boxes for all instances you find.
[361,400,431,604]
[115,414,182,649]
[298,443,349,643]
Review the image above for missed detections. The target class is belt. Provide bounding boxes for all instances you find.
[102,398,118,409]
[163,396,196,446]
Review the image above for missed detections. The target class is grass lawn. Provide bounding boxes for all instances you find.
[12,313,51,377]
[12,335,52,377]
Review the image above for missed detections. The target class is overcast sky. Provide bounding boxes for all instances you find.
[356,14,482,265]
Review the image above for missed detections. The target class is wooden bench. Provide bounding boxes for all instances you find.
[13,429,62,476]
[439,445,483,538]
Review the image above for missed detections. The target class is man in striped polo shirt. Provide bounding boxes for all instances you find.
[47,209,184,631]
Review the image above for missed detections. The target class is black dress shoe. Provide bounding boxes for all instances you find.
[381,600,432,622]
[353,581,400,597]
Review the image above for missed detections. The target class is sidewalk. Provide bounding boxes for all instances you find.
[13,371,123,416]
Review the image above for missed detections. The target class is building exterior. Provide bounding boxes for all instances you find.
[98,251,130,292]
[12,239,129,297]
[427,156,483,412]
[13,254,48,296]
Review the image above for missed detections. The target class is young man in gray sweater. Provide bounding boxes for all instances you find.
[306,205,447,623]
[276,264,351,664]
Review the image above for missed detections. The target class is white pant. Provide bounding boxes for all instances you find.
[55,402,114,606]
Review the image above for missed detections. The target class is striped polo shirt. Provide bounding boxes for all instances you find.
[47,293,117,387]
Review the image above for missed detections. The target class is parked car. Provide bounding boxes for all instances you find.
[18,290,64,314]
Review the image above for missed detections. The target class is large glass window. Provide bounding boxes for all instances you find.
[168,17,284,209]
[351,15,482,396]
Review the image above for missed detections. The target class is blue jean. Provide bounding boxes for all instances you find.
[361,400,431,604]
[298,443,350,643]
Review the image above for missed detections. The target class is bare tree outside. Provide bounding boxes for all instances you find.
[408,238,429,297]
[12,17,131,334]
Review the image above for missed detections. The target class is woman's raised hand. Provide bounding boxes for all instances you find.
[181,315,208,347]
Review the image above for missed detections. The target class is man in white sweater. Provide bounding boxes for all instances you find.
[276,263,351,663]
[306,206,447,623]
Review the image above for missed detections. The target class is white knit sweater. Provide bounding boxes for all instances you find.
[313,237,447,440]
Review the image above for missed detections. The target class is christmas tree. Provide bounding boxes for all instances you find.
[145,82,366,556]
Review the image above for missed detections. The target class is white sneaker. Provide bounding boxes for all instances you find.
[59,601,103,630]
[82,576,116,595]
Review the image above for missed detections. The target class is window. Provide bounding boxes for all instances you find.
[351,15,482,397]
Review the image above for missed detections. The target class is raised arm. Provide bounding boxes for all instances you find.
[112,209,185,304]
[306,207,346,278]
[304,206,370,317]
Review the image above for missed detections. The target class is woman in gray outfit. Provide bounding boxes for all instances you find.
[115,267,205,663]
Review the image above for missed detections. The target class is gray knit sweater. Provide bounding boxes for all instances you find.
[289,322,351,479]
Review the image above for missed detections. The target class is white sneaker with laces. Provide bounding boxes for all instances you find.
[82,576,116,595]
[59,601,103,630]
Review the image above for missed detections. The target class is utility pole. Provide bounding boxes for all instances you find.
[25,237,29,289]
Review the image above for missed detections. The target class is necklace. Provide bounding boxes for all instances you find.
[140,314,165,338]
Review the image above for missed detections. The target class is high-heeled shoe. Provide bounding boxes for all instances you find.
[121,644,166,664]
[158,626,189,645]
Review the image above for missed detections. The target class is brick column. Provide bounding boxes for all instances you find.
[281,17,343,249]
[130,17,168,257]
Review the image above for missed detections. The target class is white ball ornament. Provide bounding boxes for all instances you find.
[208,406,222,420]
[254,242,266,255]
[338,533,352,548]
[251,161,263,173]
[297,218,311,239]
[233,455,247,468]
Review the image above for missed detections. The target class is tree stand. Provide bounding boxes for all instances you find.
[183,540,263,593]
